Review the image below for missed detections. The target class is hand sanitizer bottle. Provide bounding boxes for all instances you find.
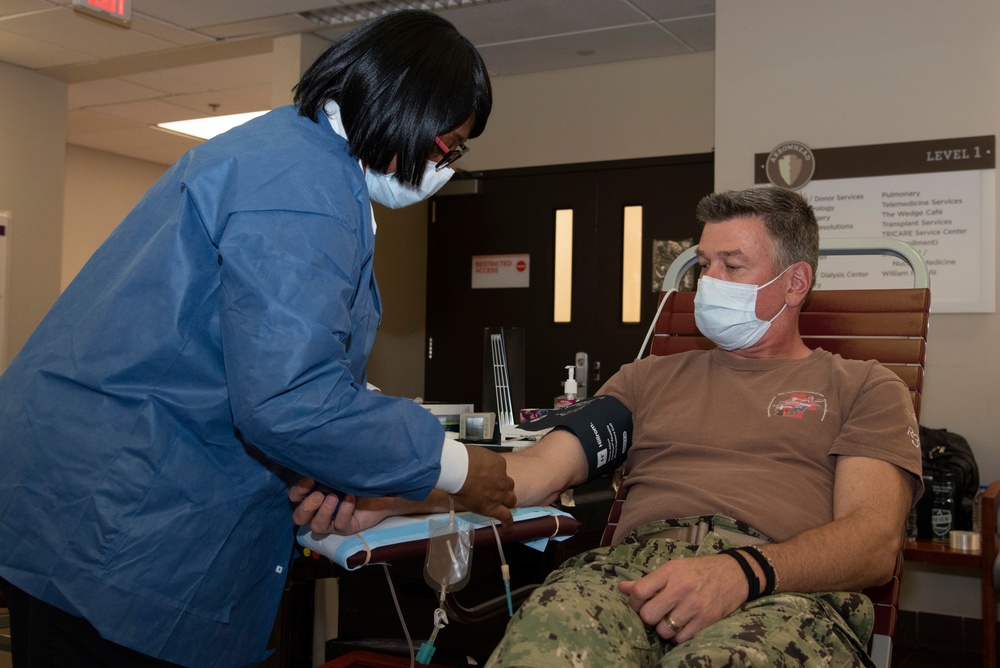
[554,365,578,409]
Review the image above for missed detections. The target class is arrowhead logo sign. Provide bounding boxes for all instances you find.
[765,141,815,190]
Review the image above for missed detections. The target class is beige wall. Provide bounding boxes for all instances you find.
[367,202,428,399]
[62,145,167,290]
[0,61,66,370]
[716,0,1000,619]
[465,51,715,171]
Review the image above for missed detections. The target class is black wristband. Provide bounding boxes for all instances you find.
[721,548,759,602]
[743,545,777,596]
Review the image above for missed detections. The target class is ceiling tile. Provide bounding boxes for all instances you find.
[631,0,715,22]
[85,97,210,124]
[439,0,649,44]
[478,22,693,76]
[311,25,353,43]
[66,108,136,137]
[4,7,177,59]
[160,89,269,117]
[134,53,273,92]
[0,0,57,18]
[68,77,165,109]
[197,14,319,40]
[129,0,347,30]
[220,83,273,107]
[661,15,714,52]
[129,13,215,47]
[0,25,90,67]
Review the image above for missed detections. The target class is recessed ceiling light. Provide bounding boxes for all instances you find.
[155,111,268,141]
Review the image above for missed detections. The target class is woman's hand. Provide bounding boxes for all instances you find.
[451,445,516,527]
[289,478,392,535]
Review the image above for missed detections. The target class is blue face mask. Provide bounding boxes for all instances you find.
[365,161,454,209]
[693,266,791,350]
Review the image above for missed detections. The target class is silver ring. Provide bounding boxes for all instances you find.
[666,615,681,632]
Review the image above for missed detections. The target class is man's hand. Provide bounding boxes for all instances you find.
[618,553,749,644]
[452,445,516,527]
[289,478,391,535]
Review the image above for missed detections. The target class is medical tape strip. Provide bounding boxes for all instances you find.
[357,534,372,567]
[518,395,633,481]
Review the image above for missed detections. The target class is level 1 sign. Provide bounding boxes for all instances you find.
[755,136,996,313]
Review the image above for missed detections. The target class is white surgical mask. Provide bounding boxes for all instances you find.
[693,267,791,350]
[364,161,454,209]
[322,99,455,209]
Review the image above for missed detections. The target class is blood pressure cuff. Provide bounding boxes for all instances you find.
[518,395,633,481]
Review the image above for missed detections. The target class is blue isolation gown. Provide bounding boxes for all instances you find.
[0,105,445,667]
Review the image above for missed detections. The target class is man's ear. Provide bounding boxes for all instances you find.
[786,261,812,307]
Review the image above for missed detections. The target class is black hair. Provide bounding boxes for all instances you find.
[696,186,820,287]
[294,10,492,187]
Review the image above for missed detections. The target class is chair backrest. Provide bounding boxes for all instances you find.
[600,238,930,667]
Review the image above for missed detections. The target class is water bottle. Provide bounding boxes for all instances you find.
[931,478,955,542]
[973,484,987,534]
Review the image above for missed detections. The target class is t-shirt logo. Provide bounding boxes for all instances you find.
[769,392,827,420]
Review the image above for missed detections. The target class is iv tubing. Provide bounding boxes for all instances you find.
[490,519,514,617]
[382,563,416,668]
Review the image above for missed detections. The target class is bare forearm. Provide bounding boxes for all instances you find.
[351,431,589,521]
[501,429,589,506]
[750,458,914,593]
[752,514,902,594]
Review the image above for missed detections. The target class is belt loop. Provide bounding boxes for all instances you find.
[695,520,709,543]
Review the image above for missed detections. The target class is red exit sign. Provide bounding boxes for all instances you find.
[72,0,132,27]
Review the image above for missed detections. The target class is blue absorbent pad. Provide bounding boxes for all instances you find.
[296,506,575,570]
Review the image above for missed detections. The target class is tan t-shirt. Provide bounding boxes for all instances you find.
[598,347,923,544]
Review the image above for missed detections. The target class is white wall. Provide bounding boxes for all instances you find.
[715,0,1000,618]
[0,61,66,369]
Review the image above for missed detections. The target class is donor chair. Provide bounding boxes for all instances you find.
[602,237,930,668]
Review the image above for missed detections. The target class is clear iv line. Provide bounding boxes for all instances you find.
[490,518,514,617]
[381,563,416,668]
[635,289,677,359]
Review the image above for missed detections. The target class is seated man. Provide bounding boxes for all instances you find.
[293,185,922,667]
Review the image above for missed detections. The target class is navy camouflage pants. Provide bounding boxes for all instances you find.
[486,516,875,667]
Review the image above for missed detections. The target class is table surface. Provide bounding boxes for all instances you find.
[904,537,982,568]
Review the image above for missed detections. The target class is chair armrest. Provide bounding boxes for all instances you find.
[983,481,1000,592]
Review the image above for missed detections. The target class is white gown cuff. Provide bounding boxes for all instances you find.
[434,437,469,494]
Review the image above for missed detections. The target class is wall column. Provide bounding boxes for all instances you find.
[0,62,67,368]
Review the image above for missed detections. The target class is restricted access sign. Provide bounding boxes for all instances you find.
[471,253,530,289]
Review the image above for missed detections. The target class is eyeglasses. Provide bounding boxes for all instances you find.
[434,136,469,172]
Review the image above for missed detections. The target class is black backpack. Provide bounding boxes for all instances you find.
[917,426,979,533]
